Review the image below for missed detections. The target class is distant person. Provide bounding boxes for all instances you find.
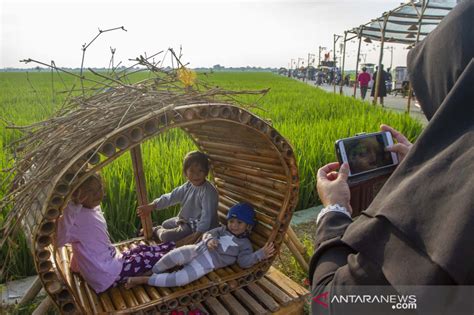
[386,67,393,94]
[371,65,388,105]
[357,67,371,100]
[344,74,351,87]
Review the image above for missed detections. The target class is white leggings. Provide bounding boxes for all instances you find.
[148,245,214,287]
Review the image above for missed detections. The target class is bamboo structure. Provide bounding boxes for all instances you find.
[0,57,301,313]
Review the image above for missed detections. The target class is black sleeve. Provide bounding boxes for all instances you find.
[309,213,393,315]
[308,211,354,287]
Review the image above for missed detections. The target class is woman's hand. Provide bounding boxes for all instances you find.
[207,239,219,250]
[316,162,352,214]
[261,242,276,259]
[380,124,413,163]
[137,203,155,218]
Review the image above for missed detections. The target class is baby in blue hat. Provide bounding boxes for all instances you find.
[126,203,275,288]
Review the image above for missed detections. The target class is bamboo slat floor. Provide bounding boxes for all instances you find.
[70,266,308,314]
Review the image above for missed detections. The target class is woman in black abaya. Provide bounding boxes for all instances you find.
[309,1,474,314]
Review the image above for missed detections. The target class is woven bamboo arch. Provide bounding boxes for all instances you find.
[24,102,299,314]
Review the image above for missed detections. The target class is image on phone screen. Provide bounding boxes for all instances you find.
[338,132,398,177]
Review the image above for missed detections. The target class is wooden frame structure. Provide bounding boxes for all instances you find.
[337,0,458,108]
[22,102,300,314]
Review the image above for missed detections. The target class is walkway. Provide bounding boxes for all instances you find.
[303,79,428,126]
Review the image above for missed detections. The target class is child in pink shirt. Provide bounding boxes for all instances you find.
[56,173,174,293]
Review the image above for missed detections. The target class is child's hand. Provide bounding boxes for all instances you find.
[207,239,219,250]
[137,203,155,218]
[262,242,275,259]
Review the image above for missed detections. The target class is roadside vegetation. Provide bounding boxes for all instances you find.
[0,71,422,282]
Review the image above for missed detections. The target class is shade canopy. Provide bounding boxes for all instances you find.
[348,0,459,45]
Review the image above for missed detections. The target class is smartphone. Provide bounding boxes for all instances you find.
[335,131,399,177]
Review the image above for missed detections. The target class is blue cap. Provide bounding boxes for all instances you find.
[226,203,256,226]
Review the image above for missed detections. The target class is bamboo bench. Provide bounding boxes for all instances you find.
[56,238,308,314]
[21,103,303,314]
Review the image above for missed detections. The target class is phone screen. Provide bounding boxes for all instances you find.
[342,133,396,176]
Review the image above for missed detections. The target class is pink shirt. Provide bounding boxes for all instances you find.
[358,72,371,87]
[56,202,123,293]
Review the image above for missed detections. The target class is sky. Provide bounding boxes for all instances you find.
[1,0,411,70]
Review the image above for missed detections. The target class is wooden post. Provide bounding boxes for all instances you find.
[130,146,152,239]
[339,31,348,95]
[19,276,43,305]
[406,1,427,113]
[283,226,310,273]
[406,81,413,113]
[32,296,53,315]
[353,28,363,98]
[373,13,389,106]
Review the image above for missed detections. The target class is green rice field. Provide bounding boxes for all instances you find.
[0,71,423,280]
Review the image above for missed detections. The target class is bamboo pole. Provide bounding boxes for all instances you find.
[283,236,309,273]
[200,289,211,300]
[195,140,278,158]
[109,287,127,310]
[40,271,57,283]
[131,286,151,304]
[191,290,202,302]
[96,290,115,313]
[253,223,273,239]
[144,286,161,300]
[19,276,43,305]
[286,226,308,257]
[215,174,286,199]
[158,303,169,313]
[229,264,244,273]
[189,126,264,141]
[207,271,223,283]
[214,268,228,278]
[60,301,76,314]
[166,297,179,309]
[339,31,348,95]
[130,145,152,239]
[253,267,266,280]
[249,233,267,248]
[32,296,53,315]
[213,162,288,181]
[216,187,280,217]
[406,1,428,113]
[353,29,363,98]
[73,274,94,314]
[209,285,220,297]
[215,168,288,192]
[195,126,268,144]
[219,283,230,294]
[215,180,282,210]
[178,294,192,306]
[204,147,281,165]
[38,260,53,273]
[59,247,74,295]
[45,281,62,295]
[208,154,284,173]
[373,13,389,106]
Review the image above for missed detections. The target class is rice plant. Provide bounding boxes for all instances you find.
[0,71,422,279]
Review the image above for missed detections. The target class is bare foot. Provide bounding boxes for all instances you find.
[124,276,149,290]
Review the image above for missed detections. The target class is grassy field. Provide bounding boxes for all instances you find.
[0,71,423,280]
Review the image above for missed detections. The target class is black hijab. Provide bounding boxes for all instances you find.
[342,0,474,286]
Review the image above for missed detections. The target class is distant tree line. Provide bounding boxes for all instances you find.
[1,65,278,72]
